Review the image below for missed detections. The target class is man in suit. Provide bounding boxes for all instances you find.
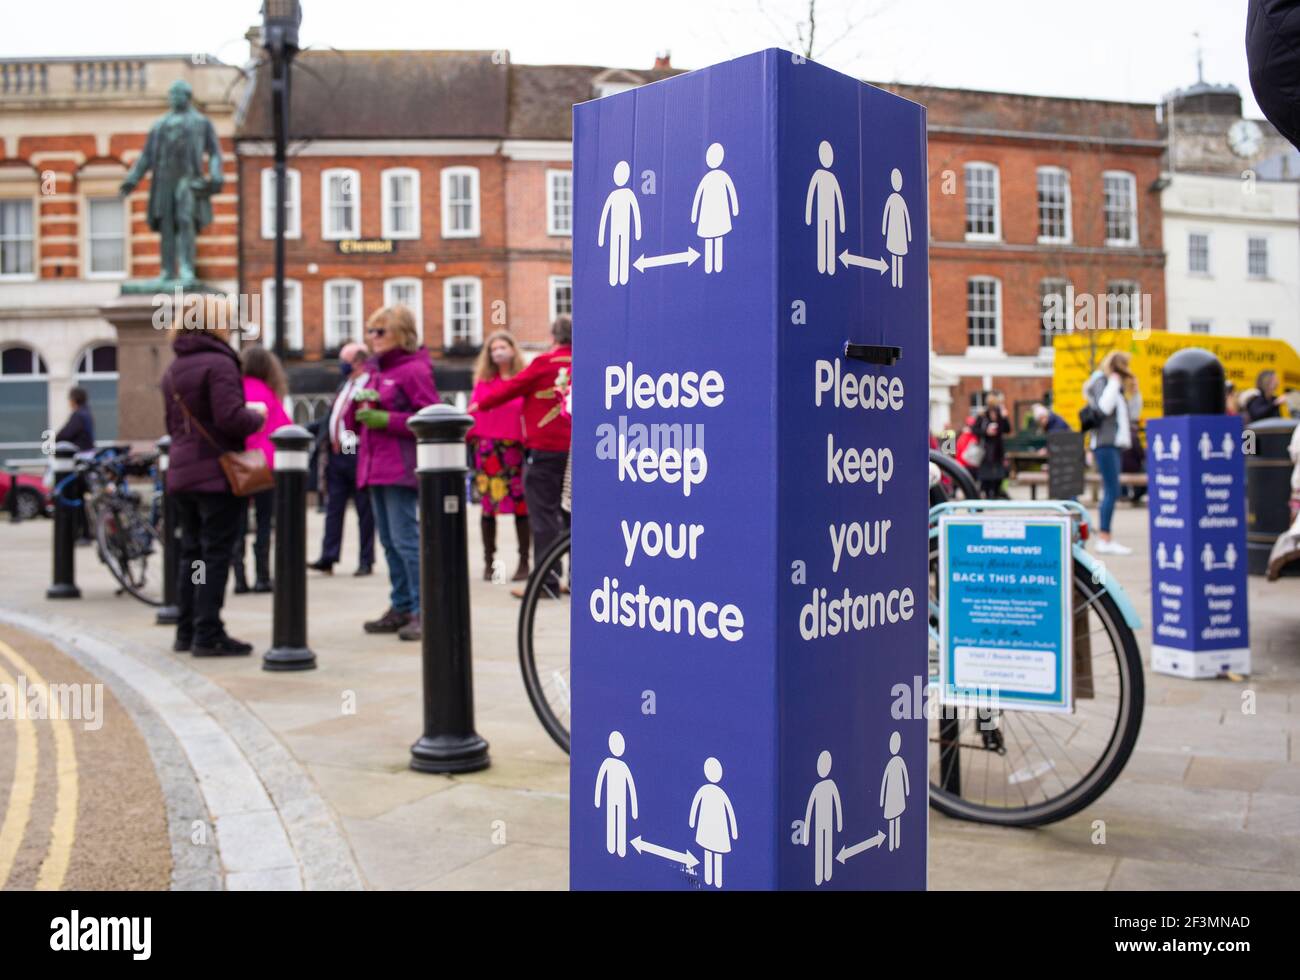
[309,342,375,575]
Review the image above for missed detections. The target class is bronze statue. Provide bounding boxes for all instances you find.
[120,79,223,286]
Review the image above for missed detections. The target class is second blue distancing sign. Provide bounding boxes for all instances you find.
[570,49,929,890]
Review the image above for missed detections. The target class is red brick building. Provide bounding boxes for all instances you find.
[885,85,1168,430]
[236,51,673,411]
[0,55,242,444]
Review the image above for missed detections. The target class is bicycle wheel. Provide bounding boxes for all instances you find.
[96,496,165,607]
[518,530,572,753]
[927,538,1143,826]
[929,449,980,504]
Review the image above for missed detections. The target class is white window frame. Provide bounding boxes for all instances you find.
[323,278,363,351]
[546,168,573,237]
[1035,166,1072,244]
[442,276,483,348]
[1189,319,1212,335]
[1249,320,1271,338]
[1102,170,1138,247]
[260,167,301,240]
[963,162,1001,242]
[381,167,420,240]
[260,277,304,351]
[85,195,128,279]
[965,276,1002,352]
[0,344,47,377]
[0,197,37,281]
[321,168,360,241]
[1187,230,1211,276]
[75,343,118,380]
[1106,279,1142,331]
[1247,235,1269,279]
[548,274,573,323]
[440,166,480,239]
[384,277,424,341]
[1039,277,1072,351]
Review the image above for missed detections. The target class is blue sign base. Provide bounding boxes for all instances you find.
[570,49,929,890]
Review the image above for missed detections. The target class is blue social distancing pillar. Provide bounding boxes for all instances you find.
[1146,350,1250,678]
[1146,415,1250,677]
[570,49,929,890]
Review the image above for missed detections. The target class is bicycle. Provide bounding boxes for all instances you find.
[927,498,1144,826]
[56,447,166,607]
[518,529,572,753]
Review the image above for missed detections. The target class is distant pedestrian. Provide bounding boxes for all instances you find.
[971,392,1009,499]
[954,415,981,476]
[346,305,439,642]
[55,386,95,452]
[1084,351,1142,555]
[469,315,572,598]
[55,386,96,541]
[467,330,531,582]
[232,345,291,595]
[309,341,375,577]
[1242,369,1285,422]
[161,295,266,657]
[1031,403,1071,434]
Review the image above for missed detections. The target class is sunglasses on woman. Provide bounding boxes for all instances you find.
[366,327,387,337]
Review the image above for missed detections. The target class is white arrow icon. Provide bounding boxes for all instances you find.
[835,829,886,864]
[633,247,701,273]
[631,835,699,869]
[838,250,888,274]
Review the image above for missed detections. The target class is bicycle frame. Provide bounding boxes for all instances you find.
[928,498,1142,630]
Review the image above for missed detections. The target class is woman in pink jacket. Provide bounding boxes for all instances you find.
[234,345,292,594]
[468,330,529,581]
[345,305,439,641]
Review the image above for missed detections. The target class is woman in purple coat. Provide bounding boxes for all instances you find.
[345,305,439,641]
[161,297,267,657]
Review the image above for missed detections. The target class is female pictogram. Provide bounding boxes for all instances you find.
[688,756,738,888]
[881,168,912,289]
[690,143,740,274]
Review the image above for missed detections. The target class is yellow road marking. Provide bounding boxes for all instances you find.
[0,639,78,891]
[0,657,38,890]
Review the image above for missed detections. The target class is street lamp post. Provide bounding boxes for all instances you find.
[261,0,301,364]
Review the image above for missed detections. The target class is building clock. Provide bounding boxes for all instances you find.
[1228,119,1264,158]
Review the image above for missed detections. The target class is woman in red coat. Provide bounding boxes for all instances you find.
[468,330,530,581]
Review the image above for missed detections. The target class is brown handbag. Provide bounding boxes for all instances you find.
[169,389,274,497]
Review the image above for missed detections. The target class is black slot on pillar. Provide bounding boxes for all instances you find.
[263,424,316,671]
[155,435,180,624]
[408,404,490,774]
[46,441,81,599]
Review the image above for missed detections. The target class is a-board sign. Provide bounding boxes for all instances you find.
[938,515,1073,713]
[570,49,929,890]
[1046,431,1085,500]
[1146,414,1250,678]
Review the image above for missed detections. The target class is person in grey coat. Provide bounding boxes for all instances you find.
[1083,350,1142,555]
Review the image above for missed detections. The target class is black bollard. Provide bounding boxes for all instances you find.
[46,442,81,599]
[155,435,180,624]
[263,425,316,671]
[408,404,489,774]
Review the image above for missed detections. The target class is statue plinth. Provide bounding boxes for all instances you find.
[120,276,211,296]
[101,282,225,443]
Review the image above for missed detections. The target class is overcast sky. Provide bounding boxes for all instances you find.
[2,0,1264,116]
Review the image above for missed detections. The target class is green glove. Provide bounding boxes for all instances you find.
[355,408,390,430]
[352,387,381,403]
